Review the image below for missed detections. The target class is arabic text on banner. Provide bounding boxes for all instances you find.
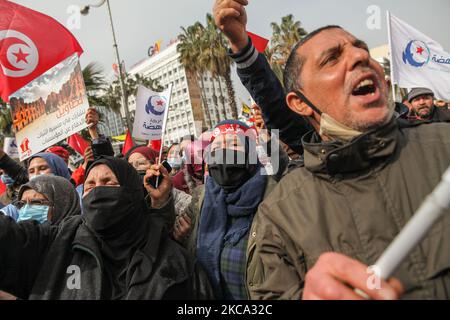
[9,53,89,161]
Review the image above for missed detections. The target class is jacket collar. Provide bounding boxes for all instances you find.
[432,106,450,122]
[302,118,399,176]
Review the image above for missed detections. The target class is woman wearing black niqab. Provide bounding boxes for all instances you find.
[0,156,213,300]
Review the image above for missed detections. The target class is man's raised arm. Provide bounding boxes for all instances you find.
[213,0,311,155]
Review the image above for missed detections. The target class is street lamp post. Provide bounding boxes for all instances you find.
[81,0,133,134]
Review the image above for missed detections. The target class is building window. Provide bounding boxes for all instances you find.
[183,88,187,94]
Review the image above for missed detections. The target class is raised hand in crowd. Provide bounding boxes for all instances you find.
[144,160,172,209]
[85,107,100,140]
[303,253,404,300]
[213,0,249,52]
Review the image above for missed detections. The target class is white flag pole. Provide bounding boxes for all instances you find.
[155,83,173,188]
[386,11,397,103]
[355,166,450,299]
[374,166,450,280]
[157,83,173,164]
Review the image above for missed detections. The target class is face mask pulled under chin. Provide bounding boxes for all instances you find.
[82,186,137,236]
[17,204,49,224]
[318,101,395,142]
[319,113,363,142]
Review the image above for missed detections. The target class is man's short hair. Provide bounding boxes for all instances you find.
[283,25,342,94]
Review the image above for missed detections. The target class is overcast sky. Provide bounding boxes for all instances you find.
[12,0,450,102]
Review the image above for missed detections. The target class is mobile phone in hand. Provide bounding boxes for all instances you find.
[145,160,172,189]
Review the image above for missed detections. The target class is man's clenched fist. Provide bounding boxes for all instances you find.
[213,0,249,52]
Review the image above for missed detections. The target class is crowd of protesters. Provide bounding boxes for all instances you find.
[0,0,449,300]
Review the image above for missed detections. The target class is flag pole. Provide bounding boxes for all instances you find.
[386,11,397,103]
[157,83,173,164]
[155,83,173,188]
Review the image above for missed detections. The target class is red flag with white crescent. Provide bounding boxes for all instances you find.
[0,0,83,101]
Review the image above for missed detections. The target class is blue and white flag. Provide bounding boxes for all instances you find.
[3,137,19,159]
[132,84,173,140]
[388,12,450,101]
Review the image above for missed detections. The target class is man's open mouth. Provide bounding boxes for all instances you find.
[352,78,377,96]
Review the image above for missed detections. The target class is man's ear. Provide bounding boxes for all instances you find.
[286,91,314,117]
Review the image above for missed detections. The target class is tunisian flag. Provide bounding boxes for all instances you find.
[67,133,90,156]
[0,0,83,101]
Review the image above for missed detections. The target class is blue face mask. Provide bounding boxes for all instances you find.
[17,204,49,224]
[1,174,14,186]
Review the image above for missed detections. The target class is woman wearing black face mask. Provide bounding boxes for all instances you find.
[183,120,281,300]
[0,156,213,300]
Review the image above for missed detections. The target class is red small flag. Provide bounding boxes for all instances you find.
[0,180,6,196]
[247,31,269,53]
[67,133,89,156]
[149,139,162,153]
[0,0,83,101]
[122,130,134,156]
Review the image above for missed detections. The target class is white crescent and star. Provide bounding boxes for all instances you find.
[0,29,39,78]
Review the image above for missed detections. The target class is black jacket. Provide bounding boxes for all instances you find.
[0,199,214,300]
[430,106,450,122]
[229,38,312,155]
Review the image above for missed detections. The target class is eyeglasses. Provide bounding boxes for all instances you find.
[14,199,52,209]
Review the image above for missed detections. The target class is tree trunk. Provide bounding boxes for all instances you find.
[223,71,238,119]
[210,79,221,124]
[216,76,228,120]
[199,74,213,128]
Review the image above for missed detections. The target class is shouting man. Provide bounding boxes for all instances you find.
[214,0,450,300]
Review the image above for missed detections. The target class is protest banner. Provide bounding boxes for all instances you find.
[9,53,89,161]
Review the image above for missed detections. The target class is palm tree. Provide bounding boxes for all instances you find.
[268,14,308,84]
[203,14,228,121]
[178,23,213,128]
[82,62,107,107]
[210,14,239,120]
[102,72,163,115]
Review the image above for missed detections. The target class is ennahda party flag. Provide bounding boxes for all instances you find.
[388,12,450,101]
[0,0,83,101]
[132,84,173,141]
